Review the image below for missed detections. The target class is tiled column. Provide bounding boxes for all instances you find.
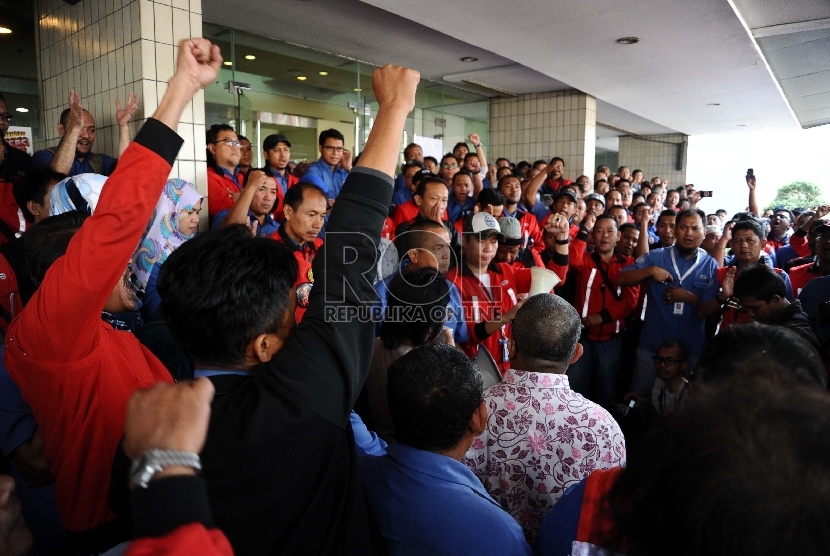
[618,133,688,187]
[36,0,207,211]
[490,91,596,181]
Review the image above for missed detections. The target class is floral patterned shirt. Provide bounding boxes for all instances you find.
[465,370,626,543]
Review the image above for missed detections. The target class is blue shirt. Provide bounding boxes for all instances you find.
[374,263,468,344]
[142,264,164,322]
[392,188,414,208]
[350,411,387,456]
[775,244,800,269]
[624,246,719,354]
[304,158,349,199]
[394,172,407,194]
[211,209,279,237]
[447,196,475,224]
[359,442,532,556]
[797,276,830,341]
[32,148,117,176]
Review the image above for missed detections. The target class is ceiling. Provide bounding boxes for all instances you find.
[205,0,806,135]
[732,0,830,128]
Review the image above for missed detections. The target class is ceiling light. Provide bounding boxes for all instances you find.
[354,88,362,92]
[15,108,28,113]
[737,124,747,127]
[0,27,11,35]
[297,76,307,81]
[245,55,255,60]
[707,103,721,106]
[319,71,328,76]
[460,56,478,62]
[223,61,232,66]
[616,37,639,45]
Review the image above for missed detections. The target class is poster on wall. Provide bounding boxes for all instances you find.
[414,135,444,162]
[6,127,33,155]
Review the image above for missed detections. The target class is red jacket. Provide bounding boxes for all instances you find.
[716,262,790,329]
[127,524,233,556]
[570,237,639,342]
[270,225,323,323]
[391,199,420,229]
[507,208,544,252]
[4,121,176,532]
[789,261,827,296]
[207,167,244,221]
[0,179,24,244]
[0,253,21,333]
[447,259,565,375]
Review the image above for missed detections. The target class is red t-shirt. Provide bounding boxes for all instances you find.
[5,125,176,532]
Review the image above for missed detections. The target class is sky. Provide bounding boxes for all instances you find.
[685,124,830,218]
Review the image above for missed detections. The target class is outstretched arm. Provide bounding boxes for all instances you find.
[747,175,759,216]
[49,91,85,175]
[116,93,140,157]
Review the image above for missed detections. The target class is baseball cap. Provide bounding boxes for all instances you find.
[584,192,606,206]
[556,189,578,204]
[263,133,291,151]
[463,212,505,241]
[497,216,523,246]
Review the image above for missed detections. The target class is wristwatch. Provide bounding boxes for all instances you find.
[474,143,482,148]
[130,448,202,489]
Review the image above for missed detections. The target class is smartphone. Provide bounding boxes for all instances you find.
[699,191,713,198]
[746,168,754,178]
[541,193,553,206]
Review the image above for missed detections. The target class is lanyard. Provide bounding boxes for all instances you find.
[194,369,252,377]
[669,248,700,288]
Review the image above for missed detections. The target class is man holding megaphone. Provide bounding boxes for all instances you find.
[446,212,569,376]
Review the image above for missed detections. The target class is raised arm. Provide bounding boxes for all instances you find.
[268,64,419,428]
[49,91,85,175]
[747,175,759,216]
[221,170,267,229]
[636,208,652,258]
[116,92,140,157]
[712,221,733,267]
[522,162,554,209]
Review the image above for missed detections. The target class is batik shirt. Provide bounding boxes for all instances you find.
[465,370,626,543]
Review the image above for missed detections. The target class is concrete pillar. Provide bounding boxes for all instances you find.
[490,90,596,181]
[36,0,207,205]
[618,133,689,188]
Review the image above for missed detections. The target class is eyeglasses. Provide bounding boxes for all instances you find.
[0,113,12,122]
[322,146,344,153]
[653,356,683,366]
[213,139,243,148]
[441,163,459,169]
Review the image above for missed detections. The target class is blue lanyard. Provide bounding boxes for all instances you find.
[194,369,252,378]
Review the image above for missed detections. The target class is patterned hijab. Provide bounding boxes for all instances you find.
[49,173,108,216]
[130,178,202,292]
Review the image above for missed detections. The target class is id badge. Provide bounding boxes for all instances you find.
[499,336,510,363]
[673,302,684,316]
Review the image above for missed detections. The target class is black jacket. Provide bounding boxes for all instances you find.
[768,299,822,354]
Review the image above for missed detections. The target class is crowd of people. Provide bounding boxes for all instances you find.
[0,36,826,556]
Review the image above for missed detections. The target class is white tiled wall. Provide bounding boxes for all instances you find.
[618,133,688,188]
[36,0,207,203]
[490,91,597,180]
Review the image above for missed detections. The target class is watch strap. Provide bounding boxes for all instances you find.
[130,448,202,489]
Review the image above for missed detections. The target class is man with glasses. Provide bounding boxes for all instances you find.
[304,128,351,206]
[206,123,245,224]
[438,154,460,184]
[33,90,138,177]
[649,340,689,417]
[0,93,31,184]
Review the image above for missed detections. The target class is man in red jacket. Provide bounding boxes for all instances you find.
[206,123,244,224]
[447,212,569,375]
[567,215,639,403]
[4,37,220,550]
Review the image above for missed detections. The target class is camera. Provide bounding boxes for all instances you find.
[699,191,713,198]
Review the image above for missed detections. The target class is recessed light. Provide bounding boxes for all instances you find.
[223,61,232,66]
[707,103,721,106]
[15,108,28,113]
[737,124,747,127]
[616,37,639,45]
[354,88,362,92]
[297,76,307,81]
[245,55,255,60]
[0,27,11,35]
[319,71,328,76]
[460,56,478,62]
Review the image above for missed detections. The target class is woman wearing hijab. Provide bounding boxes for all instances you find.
[130,178,202,322]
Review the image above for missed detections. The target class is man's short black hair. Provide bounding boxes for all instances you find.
[676,208,705,227]
[206,123,235,145]
[387,343,483,452]
[463,152,479,163]
[733,265,786,303]
[451,169,473,185]
[657,339,688,361]
[476,188,505,207]
[14,167,67,223]
[399,219,448,255]
[497,174,519,191]
[619,222,638,235]
[512,294,581,366]
[403,143,421,160]
[424,156,438,166]
[609,374,830,555]
[595,214,619,230]
[379,268,449,350]
[415,176,449,198]
[773,207,794,223]
[23,211,88,288]
[453,142,469,153]
[632,169,642,175]
[283,182,327,212]
[318,128,344,146]
[616,178,631,188]
[696,322,825,387]
[731,218,765,241]
[497,157,512,166]
[550,157,565,166]
[658,209,677,223]
[532,159,547,168]
[159,225,298,368]
[403,160,425,173]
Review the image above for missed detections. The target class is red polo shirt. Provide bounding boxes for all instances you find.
[207,166,244,221]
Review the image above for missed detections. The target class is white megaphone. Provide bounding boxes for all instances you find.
[529,267,561,296]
